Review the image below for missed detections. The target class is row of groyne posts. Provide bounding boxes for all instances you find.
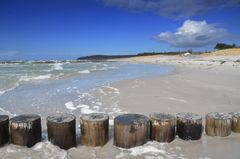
[0,112,240,150]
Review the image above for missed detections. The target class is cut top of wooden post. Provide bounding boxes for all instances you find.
[207,112,232,120]
[10,114,40,129]
[0,115,9,123]
[114,113,149,125]
[177,112,202,123]
[231,112,240,118]
[47,113,75,124]
[150,113,175,121]
[80,113,109,122]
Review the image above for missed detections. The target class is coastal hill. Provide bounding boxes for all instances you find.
[78,48,240,60]
[77,51,198,60]
[77,55,137,60]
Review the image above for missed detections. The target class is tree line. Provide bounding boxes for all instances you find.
[214,43,238,50]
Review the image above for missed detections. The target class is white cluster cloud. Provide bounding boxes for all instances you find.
[155,20,228,48]
[102,0,240,19]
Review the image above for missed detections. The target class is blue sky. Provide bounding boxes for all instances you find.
[0,0,240,60]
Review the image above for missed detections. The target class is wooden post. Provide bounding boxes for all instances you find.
[0,115,9,147]
[114,113,150,148]
[80,113,109,147]
[149,113,176,143]
[10,114,41,147]
[47,113,76,150]
[205,112,232,137]
[176,113,202,140]
[205,113,216,136]
[232,112,240,133]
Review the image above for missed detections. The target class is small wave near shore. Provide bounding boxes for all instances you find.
[0,61,119,96]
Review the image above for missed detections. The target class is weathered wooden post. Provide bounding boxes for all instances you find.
[114,113,150,148]
[205,112,216,136]
[0,115,9,147]
[10,114,41,147]
[176,113,202,140]
[205,112,232,137]
[80,113,109,147]
[47,113,76,150]
[149,113,176,143]
[232,112,240,133]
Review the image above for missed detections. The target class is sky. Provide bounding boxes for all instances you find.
[0,0,240,60]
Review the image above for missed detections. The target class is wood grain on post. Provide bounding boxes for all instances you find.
[47,113,76,150]
[149,113,176,143]
[205,112,232,137]
[10,114,41,147]
[114,114,150,148]
[80,113,109,147]
[176,113,202,140]
[205,113,216,136]
[232,112,240,133]
[0,115,9,147]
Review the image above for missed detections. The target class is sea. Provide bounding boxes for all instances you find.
[0,61,173,117]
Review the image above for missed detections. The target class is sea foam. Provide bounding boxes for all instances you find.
[20,74,51,81]
[103,86,120,94]
[52,63,63,70]
[32,74,52,80]
[81,107,97,114]
[78,70,91,74]
[0,141,67,159]
[65,101,76,110]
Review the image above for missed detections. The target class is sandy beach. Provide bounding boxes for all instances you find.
[1,52,240,159]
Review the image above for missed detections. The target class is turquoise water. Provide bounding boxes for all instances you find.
[0,61,173,116]
[0,61,117,94]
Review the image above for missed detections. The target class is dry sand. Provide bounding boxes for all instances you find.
[113,55,240,116]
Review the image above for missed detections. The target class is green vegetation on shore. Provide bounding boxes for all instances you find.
[214,43,238,50]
